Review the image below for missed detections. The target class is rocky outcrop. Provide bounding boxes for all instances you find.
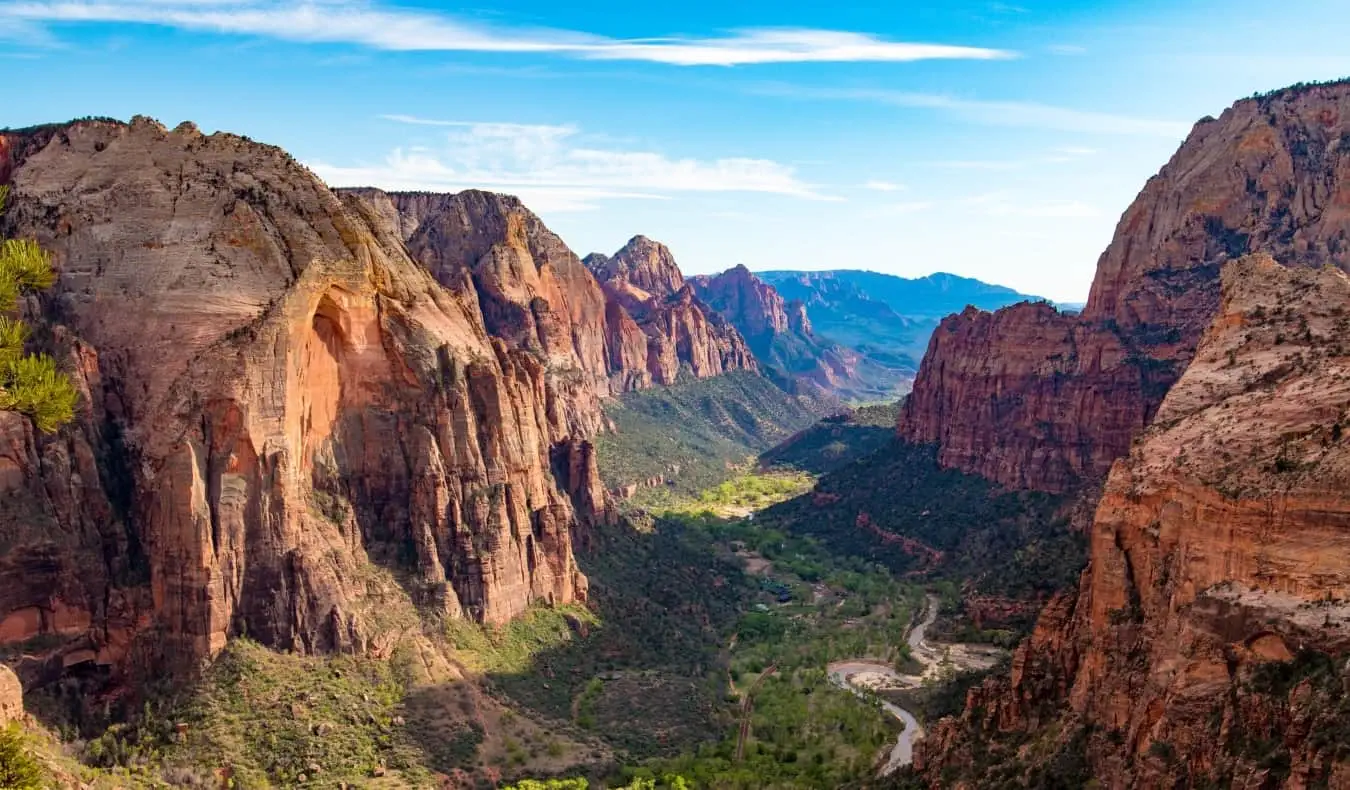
[899,303,1172,492]
[689,265,908,401]
[900,81,1350,492]
[915,255,1350,788]
[0,665,21,723]
[688,265,790,340]
[583,237,756,386]
[0,117,605,691]
[587,235,685,299]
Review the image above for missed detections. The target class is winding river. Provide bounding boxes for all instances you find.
[827,594,940,774]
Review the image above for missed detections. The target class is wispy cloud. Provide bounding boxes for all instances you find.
[0,16,57,45]
[310,117,837,211]
[751,84,1190,137]
[1,1,1015,65]
[1047,44,1087,55]
[862,180,905,191]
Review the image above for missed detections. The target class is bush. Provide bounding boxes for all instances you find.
[0,724,46,790]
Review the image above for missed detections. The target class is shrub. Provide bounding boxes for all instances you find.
[0,724,46,790]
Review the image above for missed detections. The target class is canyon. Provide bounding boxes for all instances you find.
[900,82,1350,493]
[3,78,1350,790]
[900,81,1350,788]
[0,117,771,698]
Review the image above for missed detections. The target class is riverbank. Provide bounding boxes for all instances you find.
[827,595,1004,775]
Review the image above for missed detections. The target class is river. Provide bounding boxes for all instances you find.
[827,594,940,775]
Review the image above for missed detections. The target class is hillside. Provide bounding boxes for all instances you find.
[593,370,825,504]
[689,265,912,402]
[757,270,1044,370]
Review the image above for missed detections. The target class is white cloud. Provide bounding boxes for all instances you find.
[0,15,57,45]
[752,84,1191,137]
[862,180,905,191]
[309,118,837,211]
[1,1,1015,65]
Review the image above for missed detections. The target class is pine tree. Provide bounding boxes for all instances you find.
[0,186,76,433]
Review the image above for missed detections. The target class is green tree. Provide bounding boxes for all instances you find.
[0,724,46,790]
[501,780,589,790]
[0,186,76,433]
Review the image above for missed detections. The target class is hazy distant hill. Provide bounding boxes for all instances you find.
[757,269,1047,368]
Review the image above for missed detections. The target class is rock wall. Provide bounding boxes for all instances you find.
[900,82,1350,492]
[0,118,608,688]
[916,255,1350,788]
[583,236,757,386]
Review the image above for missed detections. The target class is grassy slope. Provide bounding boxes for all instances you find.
[594,371,826,504]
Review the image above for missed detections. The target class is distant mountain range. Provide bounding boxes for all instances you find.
[756,270,1049,371]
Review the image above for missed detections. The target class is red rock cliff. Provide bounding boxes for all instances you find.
[917,254,1350,787]
[900,82,1350,492]
[0,118,606,689]
[584,237,756,386]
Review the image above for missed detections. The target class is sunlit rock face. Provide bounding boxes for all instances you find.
[901,83,1350,493]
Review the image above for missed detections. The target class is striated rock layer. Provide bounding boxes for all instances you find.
[0,117,682,690]
[900,82,1350,493]
[916,255,1350,788]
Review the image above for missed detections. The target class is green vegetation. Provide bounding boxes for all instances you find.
[660,470,815,516]
[82,639,430,787]
[445,604,600,674]
[0,186,77,433]
[594,370,824,503]
[759,402,900,475]
[754,441,1083,602]
[0,724,47,790]
[503,775,692,790]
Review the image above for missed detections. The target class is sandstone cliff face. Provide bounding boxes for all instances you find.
[917,256,1350,788]
[899,303,1172,492]
[901,82,1350,492]
[587,235,686,299]
[688,264,790,340]
[0,118,602,690]
[583,237,756,386]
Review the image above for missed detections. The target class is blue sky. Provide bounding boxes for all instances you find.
[6,0,1350,300]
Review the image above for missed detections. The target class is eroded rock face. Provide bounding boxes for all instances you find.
[689,264,898,401]
[900,83,1350,492]
[0,118,601,687]
[899,303,1171,492]
[584,238,756,386]
[588,235,686,299]
[917,255,1350,788]
[0,665,21,723]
